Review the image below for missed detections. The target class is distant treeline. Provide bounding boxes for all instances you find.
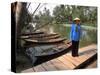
[33,5,97,27]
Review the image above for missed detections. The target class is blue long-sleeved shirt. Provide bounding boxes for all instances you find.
[70,23,82,41]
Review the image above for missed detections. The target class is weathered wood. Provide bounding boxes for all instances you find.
[21,31,44,36]
[21,68,34,73]
[22,44,97,73]
[50,59,70,70]
[33,65,46,72]
[29,33,58,38]
[20,33,58,39]
[63,55,80,66]
[74,53,97,69]
[41,61,58,71]
[24,38,66,44]
[57,56,75,69]
[25,41,71,67]
[20,35,30,39]
[30,34,60,40]
[34,43,71,57]
[64,44,97,69]
[34,44,97,70]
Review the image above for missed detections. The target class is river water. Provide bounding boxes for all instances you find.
[43,24,97,48]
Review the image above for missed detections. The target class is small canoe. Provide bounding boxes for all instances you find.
[29,33,58,38]
[20,33,58,39]
[29,34,60,40]
[24,38,66,44]
[21,31,45,36]
[26,41,71,58]
[35,44,71,57]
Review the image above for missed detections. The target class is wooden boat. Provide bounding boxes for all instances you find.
[24,37,66,44]
[34,42,71,57]
[28,34,60,40]
[19,32,44,39]
[29,33,58,38]
[21,31,45,36]
[25,40,72,65]
[20,33,58,39]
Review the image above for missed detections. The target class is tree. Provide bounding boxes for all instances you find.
[33,7,52,31]
[53,5,68,23]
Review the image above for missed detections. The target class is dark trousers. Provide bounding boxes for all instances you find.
[72,40,79,57]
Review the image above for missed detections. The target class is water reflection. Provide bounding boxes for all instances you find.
[47,24,97,48]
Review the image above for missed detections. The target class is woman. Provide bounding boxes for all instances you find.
[70,17,82,57]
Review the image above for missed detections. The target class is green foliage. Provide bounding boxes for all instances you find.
[33,7,53,30]
[53,5,68,23]
[53,5,97,26]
